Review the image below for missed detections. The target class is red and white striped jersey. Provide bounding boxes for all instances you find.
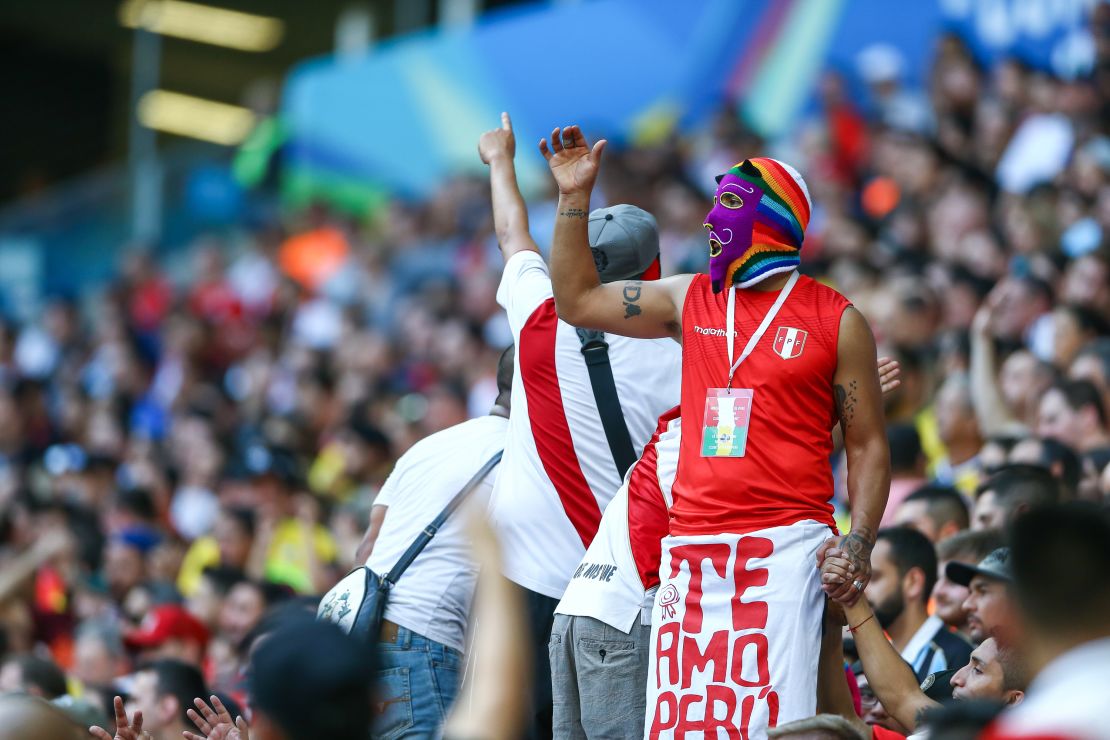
[556,408,681,632]
[491,252,681,599]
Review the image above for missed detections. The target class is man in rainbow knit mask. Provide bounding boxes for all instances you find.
[542,126,889,738]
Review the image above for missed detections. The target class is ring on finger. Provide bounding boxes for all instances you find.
[853,580,864,592]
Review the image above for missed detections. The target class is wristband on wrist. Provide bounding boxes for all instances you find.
[849,613,875,633]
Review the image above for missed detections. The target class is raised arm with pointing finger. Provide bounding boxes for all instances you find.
[479,112,540,262]
[542,125,692,339]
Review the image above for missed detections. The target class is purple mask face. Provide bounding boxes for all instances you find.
[704,173,765,293]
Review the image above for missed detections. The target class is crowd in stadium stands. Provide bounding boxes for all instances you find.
[1,6,1110,737]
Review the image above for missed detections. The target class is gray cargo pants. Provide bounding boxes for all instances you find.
[549,613,652,739]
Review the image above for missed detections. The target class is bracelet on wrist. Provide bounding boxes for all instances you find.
[849,613,875,633]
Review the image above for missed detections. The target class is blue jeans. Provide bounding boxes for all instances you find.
[373,624,462,739]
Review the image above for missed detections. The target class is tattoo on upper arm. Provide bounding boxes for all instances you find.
[834,380,859,429]
[559,208,587,219]
[622,281,643,318]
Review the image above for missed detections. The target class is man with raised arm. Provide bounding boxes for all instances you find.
[540,125,890,737]
[478,114,682,738]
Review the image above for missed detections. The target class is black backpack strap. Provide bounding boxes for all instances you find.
[576,328,638,479]
[382,450,503,587]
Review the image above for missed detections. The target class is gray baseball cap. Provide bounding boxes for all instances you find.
[946,547,1012,587]
[588,204,660,283]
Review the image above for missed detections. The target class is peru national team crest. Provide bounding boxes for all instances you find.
[773,327,807,360]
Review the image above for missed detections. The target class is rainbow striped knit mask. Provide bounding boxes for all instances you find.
[704,158,812,293]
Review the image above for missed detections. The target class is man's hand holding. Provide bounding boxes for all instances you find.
[479,112,516,165]
[817,530,874,606]
[540,125,606,198]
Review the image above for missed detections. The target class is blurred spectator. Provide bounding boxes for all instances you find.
[1036,379,1110,452]
[1006,436,1081,497]
[70,622,126,693]
[1068,337,1110,414]
[881,423,927,526]
[122,605,209,668]
[970,464,1059,531]
[178,507,255,597]
[185,565,245,631]
[993,503,1110,737]
[0,654,67,699]
[892,484,969,542]
[241,447,338,594]
[92,658,208,740]
[246,619,373,740]
[217,580,292,654]
[931,372,984,495]
[0,694,86,740]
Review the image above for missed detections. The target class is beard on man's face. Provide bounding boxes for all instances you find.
[872,590,905,630]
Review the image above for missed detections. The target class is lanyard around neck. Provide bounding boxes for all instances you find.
[725,270,799,387]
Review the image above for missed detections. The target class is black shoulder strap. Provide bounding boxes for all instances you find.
[382,450,503,586]
[576,328,638,479]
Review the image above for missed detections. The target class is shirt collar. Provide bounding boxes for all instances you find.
[901,614,945,664]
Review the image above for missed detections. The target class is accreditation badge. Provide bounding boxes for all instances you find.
[700,388,753,457]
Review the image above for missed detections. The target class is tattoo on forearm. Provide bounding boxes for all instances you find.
[622,281,642,318]
[834,380,859,428]
[559,208,587,219]
[841,528,874,576]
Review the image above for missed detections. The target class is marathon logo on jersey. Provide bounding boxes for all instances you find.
[773,327,807,360]
[694,325,738,338]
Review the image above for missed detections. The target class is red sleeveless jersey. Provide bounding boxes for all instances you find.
[670,272,851,535]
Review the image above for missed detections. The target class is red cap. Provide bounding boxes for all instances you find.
[123,605,209,651]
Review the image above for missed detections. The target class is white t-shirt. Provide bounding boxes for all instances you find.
[491,251,682,599]
[994,637,1110,739]
[366,414,506,653]
[556,411,681,632]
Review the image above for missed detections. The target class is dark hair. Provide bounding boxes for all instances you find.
[259,581,296,607]
[877,527,938,605]
[997,644,1031,693]
[976,464,1059,521]
[1014,274,1053,305]
[222,507,256,538]
[887,423,923,473]
[936,528,1007,563]
[1074,337,1110,384]
[1059,304,1110,338]
[496,345,514,398]
[1052,379,1108,427]
[1010,503,1110,635]
[2,655,68,699]
[248,620,373,740]
[903,485,969,532]
[1026,437,1081,496]
[200,565,247,596]
[115,488,157,521]
[138,659,208,727]
[918,700,1005,736]
[1085,447,1110,476]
